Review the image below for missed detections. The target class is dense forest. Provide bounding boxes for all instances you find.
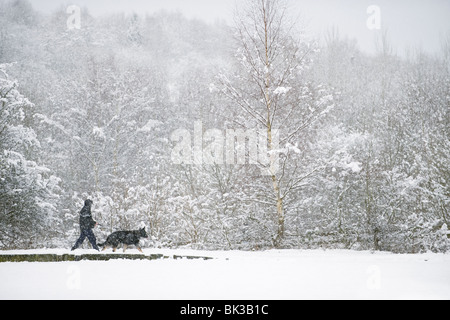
[0,0,448,252]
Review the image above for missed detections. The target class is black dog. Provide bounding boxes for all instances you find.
[99,228,148,253]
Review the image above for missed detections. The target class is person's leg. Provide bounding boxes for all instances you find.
[71,230,87,251]
[86,229,99,251]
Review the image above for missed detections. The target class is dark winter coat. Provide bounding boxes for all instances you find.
[79,199,97,230]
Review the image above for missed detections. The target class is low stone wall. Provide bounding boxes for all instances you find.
[0,253,213,263]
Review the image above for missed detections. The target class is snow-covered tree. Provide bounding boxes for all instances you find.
[0,64,60,248]
[219,0,333,247]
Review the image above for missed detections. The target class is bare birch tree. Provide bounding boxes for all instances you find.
[219,0,334,247]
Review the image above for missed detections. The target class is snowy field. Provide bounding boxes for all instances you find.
[0,249,449,300]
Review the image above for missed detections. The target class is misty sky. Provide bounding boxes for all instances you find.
[31,0,450,56]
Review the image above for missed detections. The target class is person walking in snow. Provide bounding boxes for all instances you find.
[71,199,100,251]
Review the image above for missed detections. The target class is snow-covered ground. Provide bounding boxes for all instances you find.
[0,249,449,300]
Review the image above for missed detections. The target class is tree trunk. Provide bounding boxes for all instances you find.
[262,2,285,248]
[268,121,284,247]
